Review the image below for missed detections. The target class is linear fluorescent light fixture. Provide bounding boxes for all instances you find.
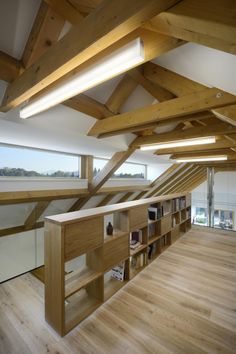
[140,136,216,151]
[20,38,144,119]
[175,156,228,163]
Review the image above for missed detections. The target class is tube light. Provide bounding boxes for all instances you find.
[140,137,216,151]
[20,38,144,119]
[175,156,228,163]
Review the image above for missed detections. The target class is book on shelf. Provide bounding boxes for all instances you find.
[172,198,180,213]
[186,208,191,218]
[131,253,145,269]
[111,262,125,282]
[148,222,156,238]
[179,197,186,209]
[148,242,157,259]
[148,205,162,220]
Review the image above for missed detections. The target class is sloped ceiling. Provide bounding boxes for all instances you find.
[0,1,236,165]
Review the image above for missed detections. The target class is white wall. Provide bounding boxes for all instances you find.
[192,171,236,230]
[0,165,172,282]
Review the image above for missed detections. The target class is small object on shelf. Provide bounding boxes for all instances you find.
[148,208,157,220]
[130,240,141,250]
[148,223,156,238]
[106,222,113,236]
[111,262,125,281]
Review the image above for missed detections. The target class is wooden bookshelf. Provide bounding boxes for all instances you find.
[45,193,191,336]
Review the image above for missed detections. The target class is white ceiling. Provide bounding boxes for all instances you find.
[0,1,236,168]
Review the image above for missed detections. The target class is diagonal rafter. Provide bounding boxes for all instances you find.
[105,75,138,114]
[0,51,22,83]
[69,147,136,211]
[43,0,85,25]
[24,201,50,230]
[22,2,65,68]
[64,94,114,119]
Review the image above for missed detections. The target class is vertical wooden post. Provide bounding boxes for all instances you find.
[81,155,93,190]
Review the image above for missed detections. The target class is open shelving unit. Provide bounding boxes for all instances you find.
[45,192,191,336]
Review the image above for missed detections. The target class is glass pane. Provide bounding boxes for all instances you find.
[114,162,146,178]
[213,170,236,231]
[0,145,81,178]
[93,157,146,179]
[93,158,107,177]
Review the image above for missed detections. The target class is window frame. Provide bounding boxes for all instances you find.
[0,143,82,179]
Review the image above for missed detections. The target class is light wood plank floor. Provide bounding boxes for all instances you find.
[0,226,236,354]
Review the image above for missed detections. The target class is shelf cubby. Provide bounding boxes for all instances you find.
[104,260,129,301]
[181,209,187,222]
[172,211,180,228]
[162,200,172,216]
[129,249,147,279]
[161,214,172,235]
[148,239,161,263]
[130,225,148,256]
[65,276,103,333]
[171,225,180,243]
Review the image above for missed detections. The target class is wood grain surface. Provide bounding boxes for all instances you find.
[0,225,236,353]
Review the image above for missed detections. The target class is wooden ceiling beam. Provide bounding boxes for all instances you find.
[0,51,22,83]
[143,0,236,55]
[1,0,182,111]
[89,88,236,137]
[64,94,113,119]
[144,62,236,127]
[133,122,236,147]
[22,2,65,68]
[0,221,44,238]
[0,189,87,205]
[105,75,138,114]
[24,201,50,230]
[213,105,236,127]
[99,185,149,195]
[43,0,85,25]
[147,163,191,197]
[96,194,114,207]
[155,164,197,195]
[68,0,103,14]
[128,67,175,102]
[117,192,134,203]
[180,171,207,192]
[167,167,205,194]
[143,163,181,198]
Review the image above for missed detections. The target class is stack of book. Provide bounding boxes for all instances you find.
[130,230,142,250]
[111,262,125,281]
